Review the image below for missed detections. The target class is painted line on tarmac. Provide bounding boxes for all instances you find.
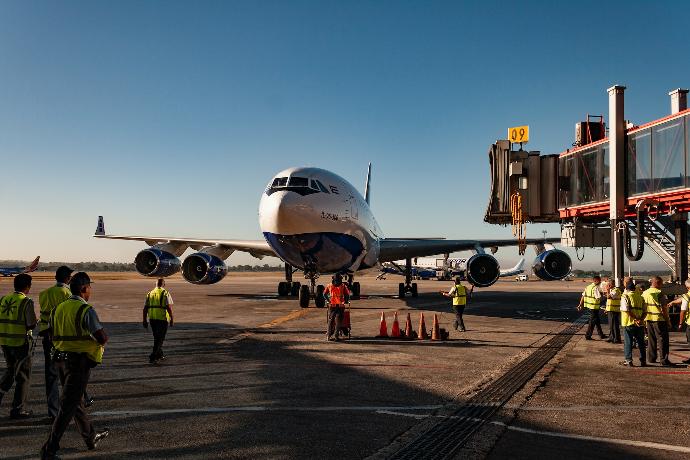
[377,411,690,454]
[633,370,690,375]
[508,404,690,411]
[216,308,315,345]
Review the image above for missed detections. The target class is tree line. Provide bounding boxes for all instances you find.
[0,261,284,272]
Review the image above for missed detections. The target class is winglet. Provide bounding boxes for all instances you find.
[95,216,105,236]
[364,162,371,205]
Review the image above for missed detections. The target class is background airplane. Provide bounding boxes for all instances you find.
[378,258,525,281]
[95,165,571,307]
[0,256,40,277]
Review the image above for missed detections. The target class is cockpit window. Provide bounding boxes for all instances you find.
[315,180,330,193]
[310,179,320,190]
[272,177,288,187]
[288,176,309,187]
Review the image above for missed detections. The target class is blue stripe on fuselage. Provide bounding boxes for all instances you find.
[263,232,364,273]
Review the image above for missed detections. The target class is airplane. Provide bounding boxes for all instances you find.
[94,165,571,307]
[378,258,525,281]
[0,256,40,277]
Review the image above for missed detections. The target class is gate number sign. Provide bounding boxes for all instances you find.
[508,126,529,143]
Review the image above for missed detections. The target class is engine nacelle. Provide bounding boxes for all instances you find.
[134,248,181,277]
[465,253,500,287]
[182,252,228,285]
[533,249,572,281]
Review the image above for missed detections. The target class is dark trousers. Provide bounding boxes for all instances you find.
[0,343,32,413]
[42,337,60,418]
[624,325,646,363]
[327,306,344,338]
[452,305,466,331]
[607,311,622,342]
[686,325,690,345]
[647,321,670,363]
[585,308,605,339]
[150,319,168,362]
[42,353,95,457]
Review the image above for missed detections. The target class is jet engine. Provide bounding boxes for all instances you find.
[532,249,572,281]
[182,252,228,285]
[465,253,500,287]
[134,248,181,277]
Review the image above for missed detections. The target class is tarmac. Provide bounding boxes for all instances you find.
[1,272,690,459]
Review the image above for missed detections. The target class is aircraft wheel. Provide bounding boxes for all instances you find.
[351,282,361,300]
[278,282,289,296]
[411,283,418,297]
[315,285,326,308]
[398,283,405,299]
[299,285,311,308]
[290,282,301,296]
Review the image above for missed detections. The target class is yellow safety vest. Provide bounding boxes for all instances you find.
[0,292,30,347]
[621,291,645,327]
[145,288,170,321]
[453,284,467,306]
[642,287,665,323]
[51,298,104,364]
[682,293,690,326]
[583,283,600,310]
[38,284,71,334]
[606,287,621,312]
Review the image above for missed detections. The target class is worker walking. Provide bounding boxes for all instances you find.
[324,274,350,341]
[643,276,674,367]
[442,277,473,332]
[40,272,109,459]
[143,279,174,364]
[619,277,646,366]
[671,280,690,364]
[0,273,37,419]
[603,278,622,343]
[577,275,606,340]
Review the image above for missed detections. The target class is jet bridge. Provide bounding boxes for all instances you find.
[485,86,690,286]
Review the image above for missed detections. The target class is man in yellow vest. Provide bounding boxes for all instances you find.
[602,277,622,343]
[38,265,73,420]
[643,276,674,367]
[577,275,606,340]
[619,277,646,366]
[0,273,37,419]
[40,272,109,460]
[669,279,690,365]
[143,278,174,363]
[442,277,473,332]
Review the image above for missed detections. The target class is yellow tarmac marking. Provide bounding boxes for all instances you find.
[257,308,314,329]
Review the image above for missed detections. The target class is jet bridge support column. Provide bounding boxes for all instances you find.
[673,213,688,283]
[608,85,626,288]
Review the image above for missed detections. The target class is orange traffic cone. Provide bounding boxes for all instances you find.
[431,314,441,340]
[377,311,388,338]
[404,313,414,339]
[418,313,429,340]
[391,312,401,338]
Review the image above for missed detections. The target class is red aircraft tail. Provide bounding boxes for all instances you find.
[23,256,40,273]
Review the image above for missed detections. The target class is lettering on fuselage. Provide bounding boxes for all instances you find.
[329,185,339,194]
[321,211,340,221]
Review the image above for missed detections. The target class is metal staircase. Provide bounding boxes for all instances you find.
[628,216,689,272]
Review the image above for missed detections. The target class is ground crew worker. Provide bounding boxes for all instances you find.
[40,272,109,459]
[669,279,690,365]
[642,276,675,367]
[577,275,606,340]
[0,273,36,419]
[442,277,473,332]
[619,277,646,366]
[603,278,622,343]
[324,274,350,341]
[143,278,174,363]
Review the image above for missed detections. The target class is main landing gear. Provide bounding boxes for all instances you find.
[397,258,418,299]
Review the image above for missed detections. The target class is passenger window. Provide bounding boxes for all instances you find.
[288,177,309,187]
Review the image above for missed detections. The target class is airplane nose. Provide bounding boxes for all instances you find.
[259,191,308,235]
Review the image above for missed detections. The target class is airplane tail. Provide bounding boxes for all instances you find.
[364,163,371,205]
[24,256,40,273]
[513,258,525,271]
[95,216,105,236]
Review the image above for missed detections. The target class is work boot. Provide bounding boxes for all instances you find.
[619,360,633,366]
[661,360,676,368]
[84,396,95,408]
[10,409,33,419]
[40,444,60,460]
[86,428,110,450]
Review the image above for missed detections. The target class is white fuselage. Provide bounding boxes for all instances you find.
[259,167,382,274]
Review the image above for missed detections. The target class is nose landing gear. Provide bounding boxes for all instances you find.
[397,258,418,298]
[278,263,301,297]
[299,267,325,308]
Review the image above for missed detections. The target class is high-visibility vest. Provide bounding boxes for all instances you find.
[621,291,645,327]
[606,287,622,312]
[453,284,467,306]
[326,284,348,305]
[682,293,690,326]
[38,284,71,334]
[583,283,600,310]
[0,292,30,347]
[145,288,170,321]
[51,297,104,364]
[642,287,665,322]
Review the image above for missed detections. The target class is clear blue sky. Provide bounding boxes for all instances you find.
[1,0,689,270]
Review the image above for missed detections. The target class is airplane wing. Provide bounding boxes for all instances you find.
[378,238,560,262]
[93,217,275,259]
